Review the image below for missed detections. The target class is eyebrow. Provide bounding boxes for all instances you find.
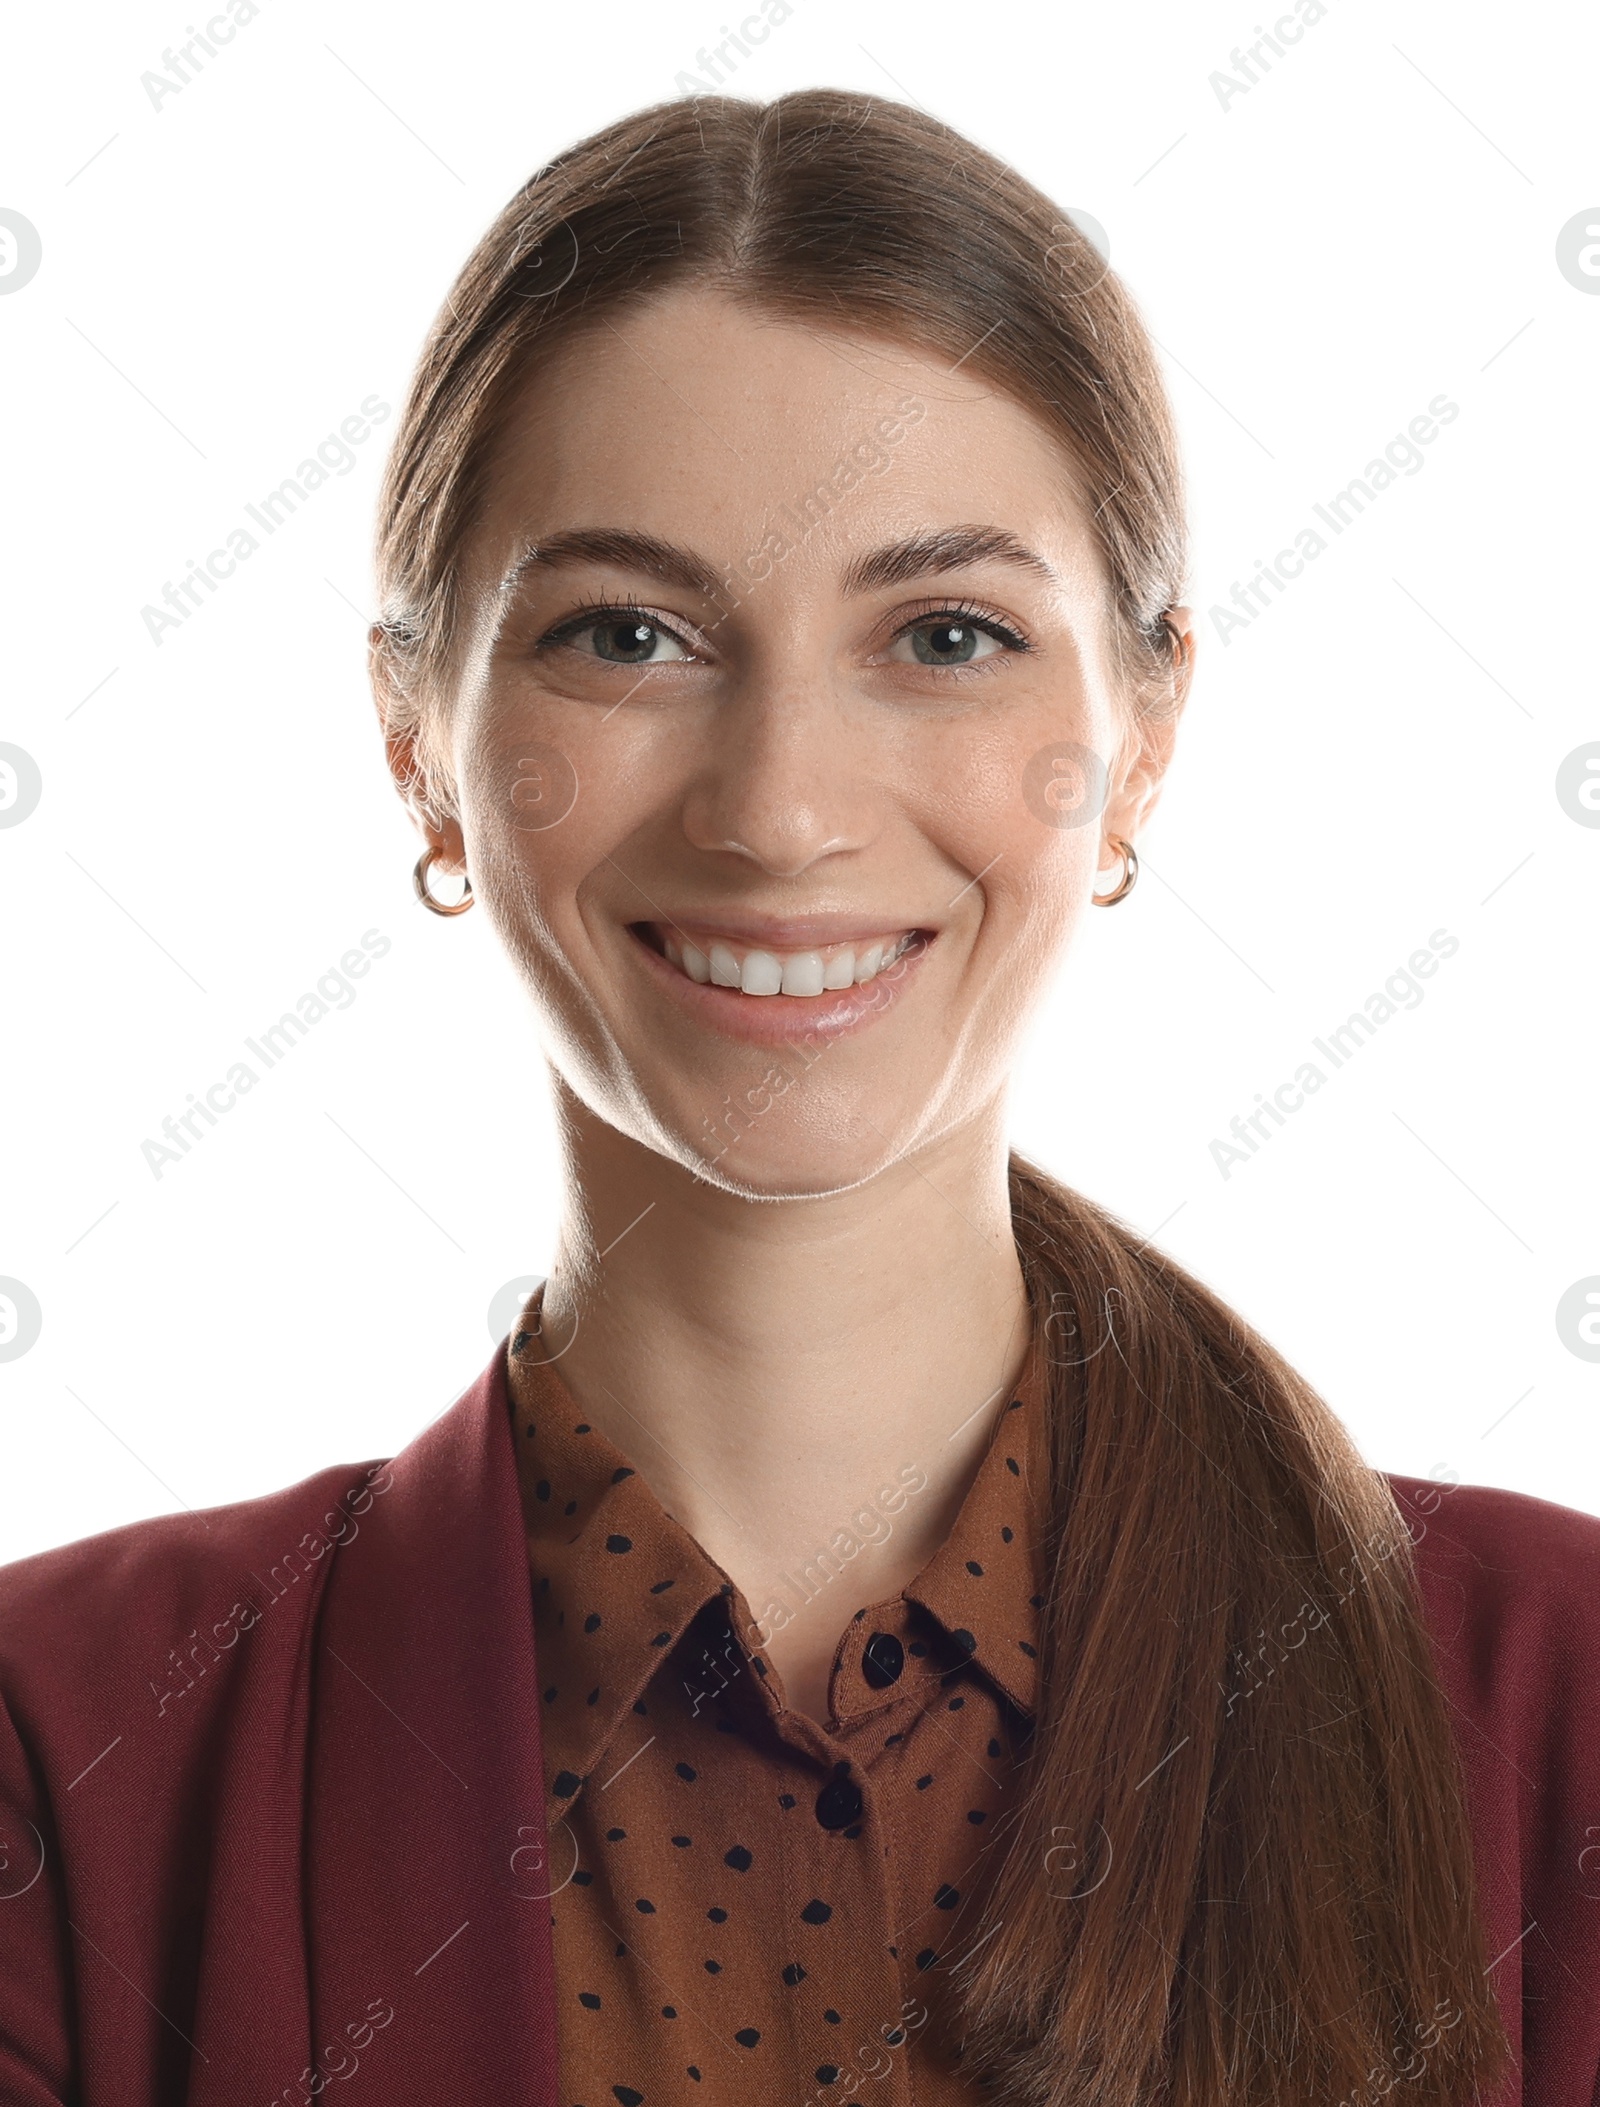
[839,526,1060,596]
[498,523,1061,604]
[500,528,725,602]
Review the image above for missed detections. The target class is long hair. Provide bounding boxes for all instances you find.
[370,89,1510,2107]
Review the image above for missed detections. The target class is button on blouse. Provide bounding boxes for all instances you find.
[507,1308,1048,2105]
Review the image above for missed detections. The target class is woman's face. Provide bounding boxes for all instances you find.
[388,288,1188,1196]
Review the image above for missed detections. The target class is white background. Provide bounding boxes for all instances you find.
[2,0,1596,1561]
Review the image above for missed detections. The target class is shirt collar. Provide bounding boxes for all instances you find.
[895,1335,1046,1719]
[506,1326,734,1806]
[505,1302,1049,1802]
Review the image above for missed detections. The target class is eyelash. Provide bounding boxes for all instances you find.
[892,597,1033,657]
[536,594,700,656]
[535,595,1033,662]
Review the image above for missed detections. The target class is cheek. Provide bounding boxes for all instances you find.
[459,705,655,927]
[907,740,1103,1036]
[915,734,1100,926]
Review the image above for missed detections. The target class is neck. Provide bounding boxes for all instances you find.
[537,1083,1033,1703]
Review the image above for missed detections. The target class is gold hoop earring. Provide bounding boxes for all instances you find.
[1093,836,1138,906]
[412,847,474,916]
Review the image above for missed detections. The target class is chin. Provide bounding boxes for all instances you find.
[554,1034,973,1200]
[674,1137,916,1203]
[654,1085,945,1201]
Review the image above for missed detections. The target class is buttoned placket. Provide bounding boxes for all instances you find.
[673,1582,1030,2102]
[743,1654,914,2101]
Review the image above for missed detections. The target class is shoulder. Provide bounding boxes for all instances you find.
[1382,1476,1600,2084]
[1384,1470,1600,1636]
[0,1456,393,1710]
[1382,1469,1600,1771]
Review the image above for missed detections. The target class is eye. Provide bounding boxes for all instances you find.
[885,606,1027,667]
[543,607,694,665]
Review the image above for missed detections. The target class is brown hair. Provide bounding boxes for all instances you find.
[371,89,1509,2107]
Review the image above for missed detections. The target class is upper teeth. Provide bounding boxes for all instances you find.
[660,931,914,997]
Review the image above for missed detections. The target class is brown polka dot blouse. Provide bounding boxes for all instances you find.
[506,1309,1047,2106]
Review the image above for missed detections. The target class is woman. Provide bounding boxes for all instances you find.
[2,89,1597,2107]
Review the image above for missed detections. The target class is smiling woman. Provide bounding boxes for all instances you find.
[3,84,1599,2107]
[380,270,1171,1205]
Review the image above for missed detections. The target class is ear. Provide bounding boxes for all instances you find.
[1100,606,1195,858]
[368,623,467,875]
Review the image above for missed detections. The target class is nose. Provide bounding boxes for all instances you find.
[679,677,880,878]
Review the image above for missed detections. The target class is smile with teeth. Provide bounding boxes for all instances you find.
[653,927,919,997]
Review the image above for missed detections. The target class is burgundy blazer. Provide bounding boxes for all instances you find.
[2,1350,1598,2106]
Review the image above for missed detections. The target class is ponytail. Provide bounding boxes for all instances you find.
[942,1154,1510,2105]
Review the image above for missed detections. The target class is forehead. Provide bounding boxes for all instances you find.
[469,286,1106,602]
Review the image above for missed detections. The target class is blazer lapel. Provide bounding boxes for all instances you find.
[304,1348,559,2104]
